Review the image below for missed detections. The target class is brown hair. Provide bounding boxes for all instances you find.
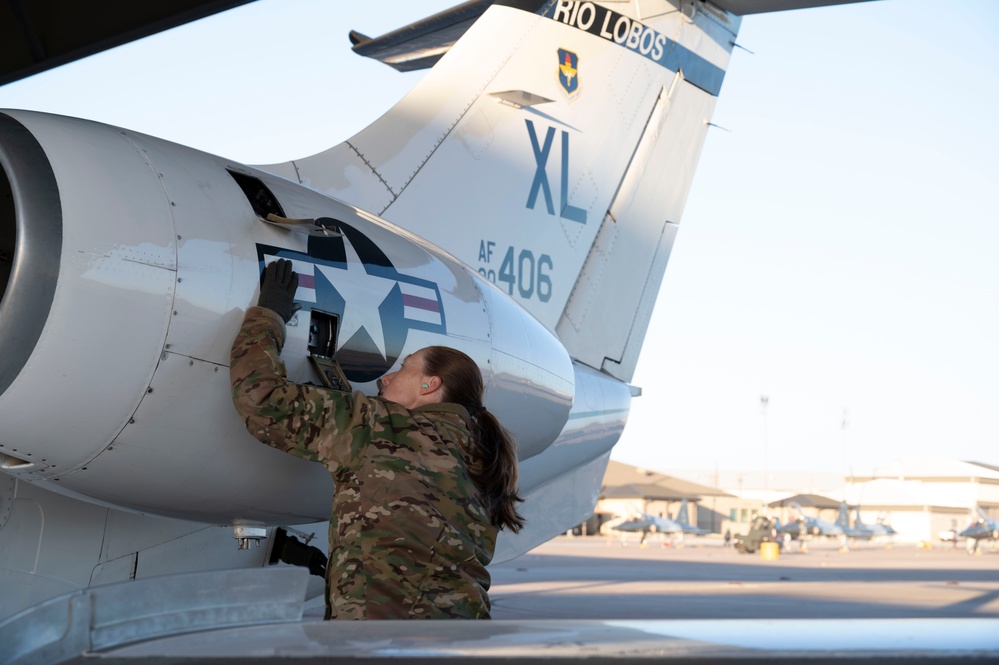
[421,346,524,533]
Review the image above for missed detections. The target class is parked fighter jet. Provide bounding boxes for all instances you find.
[834,502,896,544]
[675,498,710,536]
[959,507,999,554]
[975,507,999,534]
[779,502,844,540]
[855,509,898,539]
[611,512,683,546]
[834,502,869,540]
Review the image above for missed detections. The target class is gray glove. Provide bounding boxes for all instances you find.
[258,259,300,323]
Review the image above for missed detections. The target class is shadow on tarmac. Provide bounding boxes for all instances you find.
[489,541,999,620]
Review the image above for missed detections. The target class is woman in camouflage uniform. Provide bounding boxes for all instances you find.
[230,260,524,619]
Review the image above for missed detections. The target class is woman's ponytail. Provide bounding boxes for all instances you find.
[422,346,525,532]
[469,408,524,533]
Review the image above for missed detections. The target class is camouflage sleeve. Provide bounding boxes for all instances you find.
[229,306,381,469]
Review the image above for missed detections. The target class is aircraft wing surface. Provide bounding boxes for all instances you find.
[711,0,875,14]
[0,0,255,87]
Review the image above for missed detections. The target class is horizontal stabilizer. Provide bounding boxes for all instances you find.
[350,0,547,71]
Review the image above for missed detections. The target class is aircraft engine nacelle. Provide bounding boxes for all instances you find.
[0,110,573,524]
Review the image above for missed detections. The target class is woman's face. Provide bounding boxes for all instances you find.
[379,350,432,409]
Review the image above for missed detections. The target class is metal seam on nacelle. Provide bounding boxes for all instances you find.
[79,352,226,477]
[0,113,62,398]
[116,130,181,273]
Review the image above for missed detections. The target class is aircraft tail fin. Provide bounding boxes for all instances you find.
[258,1,740,382]
[677,497,692,528]
[836,501,852,530]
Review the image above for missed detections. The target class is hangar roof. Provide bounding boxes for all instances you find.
[601,460,731,500]
[768,493,841,510]
[852,458,999,484]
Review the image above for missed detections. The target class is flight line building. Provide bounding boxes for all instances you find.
[594,458,999,543]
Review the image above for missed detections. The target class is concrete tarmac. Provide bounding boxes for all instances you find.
[489,536,999,621]
[11,536,999,663]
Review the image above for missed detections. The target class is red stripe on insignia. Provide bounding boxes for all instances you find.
[402,294,439,312]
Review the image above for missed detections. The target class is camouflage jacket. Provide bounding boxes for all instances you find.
[230,307,496,619]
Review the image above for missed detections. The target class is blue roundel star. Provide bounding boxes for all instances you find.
[257,221,446,383]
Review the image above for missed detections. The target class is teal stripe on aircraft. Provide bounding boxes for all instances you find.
[540,1,726,96]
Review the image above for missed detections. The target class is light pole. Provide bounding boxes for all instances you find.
[761,394,769,514]
[842,407,850,499]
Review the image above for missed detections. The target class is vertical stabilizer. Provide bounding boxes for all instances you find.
[836,501,851,530]
[259,1,740,382]
[677,497,692,527]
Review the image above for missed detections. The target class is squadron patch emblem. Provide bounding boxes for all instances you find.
[557,48,581,101]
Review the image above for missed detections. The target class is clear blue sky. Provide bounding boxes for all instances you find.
[1,1,996,476]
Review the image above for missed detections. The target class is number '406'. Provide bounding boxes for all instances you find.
[478,247,553,302]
